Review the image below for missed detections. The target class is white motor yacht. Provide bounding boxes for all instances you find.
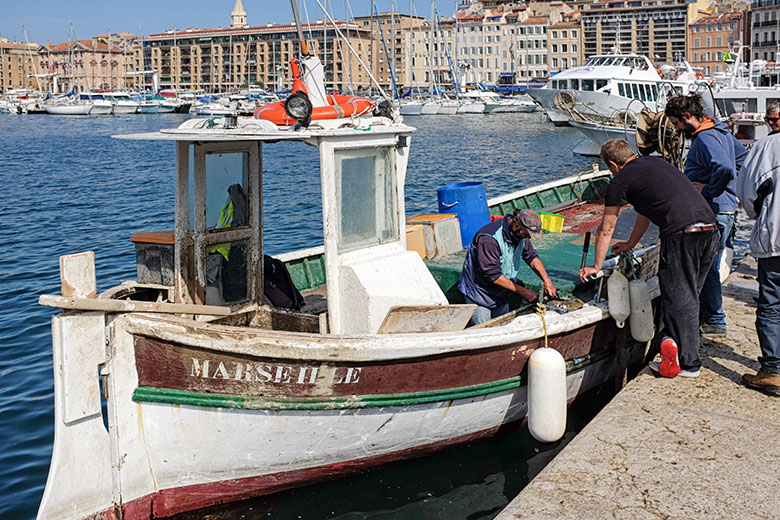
[527,54,683,126]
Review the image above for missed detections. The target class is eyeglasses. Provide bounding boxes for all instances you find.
[766,116,780,123]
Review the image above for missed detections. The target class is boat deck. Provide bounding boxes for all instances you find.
[495,256,780,519]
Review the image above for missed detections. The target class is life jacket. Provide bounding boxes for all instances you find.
[210,183,248,261]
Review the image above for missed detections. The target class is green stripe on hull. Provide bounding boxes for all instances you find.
[132,347,613,410]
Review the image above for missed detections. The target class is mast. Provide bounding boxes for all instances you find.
[346,0,354,93]
[391,0,396,93]
[108,32,113,90]
[21,25,40,90]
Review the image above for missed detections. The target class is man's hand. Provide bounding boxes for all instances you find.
[612,241,633,255]
[514,283,538,302]
[543,278,558,299]
[578,265,600,283]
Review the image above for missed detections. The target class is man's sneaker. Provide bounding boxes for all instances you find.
[742,371,780,396]
[700,323,727,338]
[647,338,681,378]
[648,361,700,378]
[658,337,681,378]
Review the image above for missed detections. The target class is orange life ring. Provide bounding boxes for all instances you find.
[656,67,663,77]
[253,95,375,126]
[695,72,704,80]
[253,57,375,125]
[767,62,776,71]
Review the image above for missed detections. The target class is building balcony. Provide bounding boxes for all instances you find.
[754,0,780,8]
[755,39,779,47]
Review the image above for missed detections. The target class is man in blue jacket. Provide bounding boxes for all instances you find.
[459,209,557,326]
[665,95,747,337]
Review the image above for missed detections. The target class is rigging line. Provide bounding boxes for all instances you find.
[301,0,315,41]
[313,0,393,105]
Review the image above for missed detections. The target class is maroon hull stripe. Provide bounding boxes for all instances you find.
[133,321,616,400]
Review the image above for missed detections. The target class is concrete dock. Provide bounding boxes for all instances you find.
[497,256,780,520]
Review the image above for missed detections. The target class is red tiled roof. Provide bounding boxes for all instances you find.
[519,17,548,24]
[0,41,37,49]
[690,12,743,25]
[550,21,580,28]
[46,39,120,52]
[146,20,358,39]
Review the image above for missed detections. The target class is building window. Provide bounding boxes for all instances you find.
[553,57,558,67]
[716,36,722,46]
[562,30,568,38]
[694,38,700,48]
[572,30,577,38]
[552,31,558,38]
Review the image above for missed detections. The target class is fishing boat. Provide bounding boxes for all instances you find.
[36,103,665,518]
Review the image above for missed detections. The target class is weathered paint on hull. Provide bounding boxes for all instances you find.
[93,342,629,520]
[39,291,656,520]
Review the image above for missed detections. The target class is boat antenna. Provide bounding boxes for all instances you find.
[313,0,394,105]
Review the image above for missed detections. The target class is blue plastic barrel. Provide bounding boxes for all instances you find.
[437,181,491,248]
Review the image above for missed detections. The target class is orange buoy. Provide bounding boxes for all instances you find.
[695,72,704,80]
[254,95,375,126]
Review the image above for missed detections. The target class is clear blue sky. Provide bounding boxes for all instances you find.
[1,0,448,46]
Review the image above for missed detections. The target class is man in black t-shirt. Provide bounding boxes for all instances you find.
[579,139,718,379]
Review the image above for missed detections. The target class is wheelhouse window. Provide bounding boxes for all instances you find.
[203,151,250,305]
[336,147,398,252]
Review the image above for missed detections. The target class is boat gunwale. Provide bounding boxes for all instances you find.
[119,298,618,363]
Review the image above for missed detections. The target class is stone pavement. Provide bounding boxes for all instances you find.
[496,256,780,520]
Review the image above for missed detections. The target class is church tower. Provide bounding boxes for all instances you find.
[231,0,248,28]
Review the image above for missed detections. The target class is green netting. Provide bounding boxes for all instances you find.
[425,231,591,303]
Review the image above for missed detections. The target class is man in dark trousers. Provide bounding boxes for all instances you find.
[459,209,557,326]
[735,105,780,396]
[579,139,718,378]
[665,94,747,337]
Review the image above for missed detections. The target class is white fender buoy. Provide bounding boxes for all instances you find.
[628,279,654,342]
[607,270,630,328]
[719,246,734,283]
[527,347,567,443]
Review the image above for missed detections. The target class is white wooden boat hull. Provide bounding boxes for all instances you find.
[45,104,92,115]
[89,101,113,115]
[399,102,423,115]
[420,101,441,114]
[569,120,638,157]
[38,292,655,519]
[137,102,160,114]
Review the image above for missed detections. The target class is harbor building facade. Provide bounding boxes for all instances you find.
[581,0,709,64]
[36,36,135,94]
[0,38,39,92]
[548,20,583,74]
[354,12,426,93]
[751,0,780,61]
[689,12,749,75]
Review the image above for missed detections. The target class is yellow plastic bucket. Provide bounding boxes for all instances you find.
[539,211,565,233]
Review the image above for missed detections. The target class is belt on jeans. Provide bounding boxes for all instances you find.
[682,223,716,233]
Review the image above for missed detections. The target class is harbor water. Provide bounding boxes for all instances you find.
[1,111,602,519]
